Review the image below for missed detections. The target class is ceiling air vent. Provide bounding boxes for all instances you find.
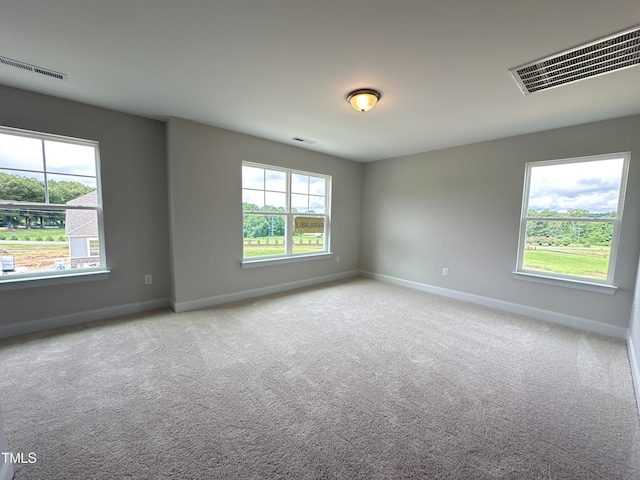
[510,25,640,95]
[0,56,68,81]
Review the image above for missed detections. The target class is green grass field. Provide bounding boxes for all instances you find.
[523,247,609,280]
[0,227,67,241]
[244,234,324,257]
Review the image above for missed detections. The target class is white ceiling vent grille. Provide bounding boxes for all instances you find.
[0,56,68,81]
[510,25,640,95]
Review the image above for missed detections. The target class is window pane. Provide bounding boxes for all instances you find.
[242,189,264,210]
[243,214,285,258]
[0,133,43,171]
[292,232,325,254]
[48,174,97,205]
[309,195,325,213]
[0,170,46,203]
[291,193,309,213]
[44,140,96,177]
[0,209,70,275]
[242,166,264,189]
[291,174,309,194]
[528,158,624,216]
[264,191,286,211]
[309,176,326,195]
[523,220,611,280]
[265,170,286,192]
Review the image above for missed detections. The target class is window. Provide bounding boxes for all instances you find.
[0,126,106,281]
[87,238,100,257]
[516,153,629,286]
[242,162,331,263]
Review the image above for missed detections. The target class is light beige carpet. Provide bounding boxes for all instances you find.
[0,277,639,479]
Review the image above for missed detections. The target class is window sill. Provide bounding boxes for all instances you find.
[512,271,617,295]
[0,269,110,291]
[242,253,332,269]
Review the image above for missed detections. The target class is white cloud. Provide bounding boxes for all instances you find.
[528,158,624,213]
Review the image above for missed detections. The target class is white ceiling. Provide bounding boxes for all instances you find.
[1,0,639,162]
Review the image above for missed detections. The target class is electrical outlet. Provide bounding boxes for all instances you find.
[442,267,449,276]
[144,274,152,285]
[336,256,341,264]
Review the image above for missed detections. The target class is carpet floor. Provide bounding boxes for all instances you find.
[0,276,639,479]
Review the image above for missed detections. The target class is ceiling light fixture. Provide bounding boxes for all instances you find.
[346,89,381,112]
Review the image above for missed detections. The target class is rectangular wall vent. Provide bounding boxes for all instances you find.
[0,56,68,81]
[510,25,640,95]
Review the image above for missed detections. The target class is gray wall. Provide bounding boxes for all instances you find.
[1,84,638,337]
[0,85,170,328]
[360,114,640,329]
[167,117,362,307]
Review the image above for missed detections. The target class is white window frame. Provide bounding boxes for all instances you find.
[514,152,630,294]
[241,161,332,267]
[0,125,108,289]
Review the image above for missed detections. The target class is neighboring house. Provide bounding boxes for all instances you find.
[65,190,100,268]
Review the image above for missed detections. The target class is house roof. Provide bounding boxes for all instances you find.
[65,191,98,237]
[0,1,639,162]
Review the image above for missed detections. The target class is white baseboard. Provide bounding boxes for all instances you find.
[0,462,13,480]
[360,271,628,339]
[0,298,171,339]
[628,336,640,416]
[171,270,360,313]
